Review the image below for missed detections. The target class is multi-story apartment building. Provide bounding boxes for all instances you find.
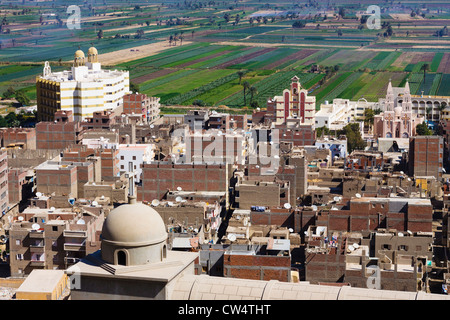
[36,47,130,121]
[408,135,444,180]
[122,93,160,123]
[9,207,104,276]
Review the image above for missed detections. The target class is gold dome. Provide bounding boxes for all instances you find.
[88,47,98,55]
[74,49,85,58]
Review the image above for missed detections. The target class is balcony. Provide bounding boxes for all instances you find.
[64,240,86,252]
[30,260,45,267]
[29,231,45,239]
[63,230,87,238]
[29,245,45,254]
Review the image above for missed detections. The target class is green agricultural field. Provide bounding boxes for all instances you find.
[2,0,450,108]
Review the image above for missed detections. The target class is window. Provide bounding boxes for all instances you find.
[382,244,391,250]
[120,165,124,170]
[132,156,136,160]
[15,240,21,246]
[52,226,58,232]
[16,254,23,260]
[398,245,408,251]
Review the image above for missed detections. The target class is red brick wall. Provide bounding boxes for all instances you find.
[224,254,291,282]
[140,163,228,202]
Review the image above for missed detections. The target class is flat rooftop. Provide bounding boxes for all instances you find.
[17,270,65,294]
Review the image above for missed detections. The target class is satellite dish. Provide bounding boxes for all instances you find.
[347,245,355,253]
[334,196,340,202]
[289,228,294,233]
[36,192,42,197]
[355,193,361,198]
[77,219,85,225]
[227,234,237,242]
[398,232,404,237]
[177,186,182,191]
[312,205,318,211]
[151,199,160,206]
[18,216,24,221]
[0,235,7,243]
[31,223,40,231]
[168,201,174,207]
[48,207,55,212]
[353,243,359,249]
[101,195,105,200]
[194,228,198,233]
[150,124,154,129]
[92,201,98,207]
[175,196,182,202]
[284,203,292,209]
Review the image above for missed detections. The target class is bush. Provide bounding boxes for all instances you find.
[192,99,206,106]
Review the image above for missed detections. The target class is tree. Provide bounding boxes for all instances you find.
[421,63,430,81]
[426,106,432,121]
[130,82,140,94]
[416,122,433,136]
[292,20,306,28]
[340,123,366,153]
[15,91,30,106]
[97,29,103,39]
[234,14,240,25]
[2,87,16,99]
[249,86,258,104]
[237,71,245,84]
[242,81,250,106]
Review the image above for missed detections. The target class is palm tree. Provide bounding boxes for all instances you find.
[421,63,430,81]
[426,106,432,121]
[249,86,258,104]
[438,102,447,121]
[237,71,244,84]
[242,81,250,106]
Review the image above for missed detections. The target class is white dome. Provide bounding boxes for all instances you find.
[102,203,167,246]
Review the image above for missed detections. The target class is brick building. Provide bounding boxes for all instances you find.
[36,111,83,150]
[139,162,231,202]
[80,110,116,131]
[0,127,36,149]
[122,93,160,123]
[35,160,94,199]
[320,197,433,233]
[62,145,119,182]
[0,151,8,213]
[8,168,33,207]
[408,135,443,180]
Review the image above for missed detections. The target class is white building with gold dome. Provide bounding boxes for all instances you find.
[36,47,130,121]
